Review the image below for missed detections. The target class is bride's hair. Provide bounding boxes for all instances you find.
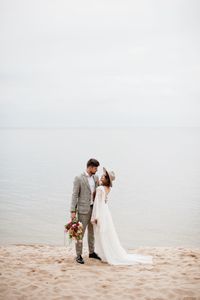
[103,173,111,187]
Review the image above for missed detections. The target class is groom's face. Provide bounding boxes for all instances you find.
[88,166,98,175]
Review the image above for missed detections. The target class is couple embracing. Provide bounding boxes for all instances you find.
[70,158,153,265]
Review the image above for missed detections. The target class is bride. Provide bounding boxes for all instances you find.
[91,168,153,265]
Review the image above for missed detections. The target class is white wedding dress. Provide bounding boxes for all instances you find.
[91,186,153,265]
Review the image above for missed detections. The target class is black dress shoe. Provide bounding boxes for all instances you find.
[89,252,101,260]
[76,255,84,264]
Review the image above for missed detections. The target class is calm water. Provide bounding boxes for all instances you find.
[0,127,200,248]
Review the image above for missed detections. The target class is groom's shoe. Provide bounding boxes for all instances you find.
[89,252,101,260]
[76,255,84,264]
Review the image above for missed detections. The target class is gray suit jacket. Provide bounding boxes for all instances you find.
[71,173,99,214]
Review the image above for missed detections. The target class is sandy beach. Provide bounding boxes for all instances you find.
[0,244,200,300]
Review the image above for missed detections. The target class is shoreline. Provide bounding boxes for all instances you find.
[0,244,200,299]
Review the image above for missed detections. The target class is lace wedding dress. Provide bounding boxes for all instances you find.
[91,186,153,265]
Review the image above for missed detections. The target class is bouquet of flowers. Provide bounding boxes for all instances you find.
[64,217,83,243]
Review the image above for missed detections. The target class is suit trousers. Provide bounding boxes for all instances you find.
[76,206,94,256]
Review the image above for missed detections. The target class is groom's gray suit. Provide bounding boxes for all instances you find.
[71,172,99,256]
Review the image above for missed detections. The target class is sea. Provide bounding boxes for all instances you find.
[0,127,199,248]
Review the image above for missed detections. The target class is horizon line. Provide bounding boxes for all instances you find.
[0,125,200,130]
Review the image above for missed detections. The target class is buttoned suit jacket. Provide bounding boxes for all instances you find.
[71,172,99,214]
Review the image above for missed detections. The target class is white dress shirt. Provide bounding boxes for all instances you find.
[85,171,95,205]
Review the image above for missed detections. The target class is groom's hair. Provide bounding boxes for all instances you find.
[87,158,100,168]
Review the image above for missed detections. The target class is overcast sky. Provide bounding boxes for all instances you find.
[0,0,200,127]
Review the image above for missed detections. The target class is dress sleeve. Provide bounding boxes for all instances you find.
[91,187,103,222]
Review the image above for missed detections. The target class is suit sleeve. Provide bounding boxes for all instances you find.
[70,176,80,212]
[95,175,99,187]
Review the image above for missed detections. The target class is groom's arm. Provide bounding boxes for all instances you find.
[70,176,80,215]
[93,176,99,201]
[95,175,100,187]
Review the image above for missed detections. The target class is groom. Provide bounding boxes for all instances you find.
[70,158,101,264]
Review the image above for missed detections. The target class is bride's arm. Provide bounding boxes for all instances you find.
[91,188,103,224]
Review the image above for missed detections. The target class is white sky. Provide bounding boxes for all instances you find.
[0,0,200,127]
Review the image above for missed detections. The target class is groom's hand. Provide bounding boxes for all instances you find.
[91,219,97,224]
[71,212,76,220]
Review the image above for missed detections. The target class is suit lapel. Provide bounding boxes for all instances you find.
[82,173,91,191]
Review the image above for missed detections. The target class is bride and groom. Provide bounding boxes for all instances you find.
[70,158,153,265]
